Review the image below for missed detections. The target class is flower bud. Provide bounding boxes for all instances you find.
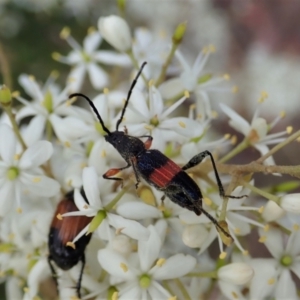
[172,22,187,44]
[262,200,285,221]
[0,85,12,106]
[112,235,132,257]
[98,15,132,52]
[218,263,254,285]
[182,224,208,248]
[280,193,300,213]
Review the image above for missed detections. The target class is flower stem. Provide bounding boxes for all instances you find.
[186,270,218,279]
[104,184,130,211]
[3,106,27,151]
[46,120,53,141]
[219,138,249,163]
[155,43,177,86]
[241,180,281,204]
[127,50,148,85]
[174,278,192,300]
[0,42,12,89]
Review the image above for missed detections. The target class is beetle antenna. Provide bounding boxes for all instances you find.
[200,208,232,239]
[69,93,111,135]
[116,61,147,131]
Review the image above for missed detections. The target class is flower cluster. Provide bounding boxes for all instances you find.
[0,12,299,300]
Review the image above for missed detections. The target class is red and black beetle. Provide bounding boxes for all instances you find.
[69,62,245,239]
[48,189,92,298]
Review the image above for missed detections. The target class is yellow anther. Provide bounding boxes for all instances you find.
[56,213,63,220]
[148,79,154,87]
[243,250,249,256]
[144,125,154,131]
[209,44,216,52]
[224,133,231,140]
[232,85,238,93]
[23,287,29,293]
[231,135,237,145]
[259,236,267,243]
[219,251,227,259]
[203,197,212,206]
[60,27,70,39]
[258,206,264,214]
[189,104,196,110]
[87,26,96,34]
[286,126,293,134]
[120,263,128,272]
[32,177,41,183]
[223,73,230,80]
[258,91,268,103]
[101,150,106,157]
[280,111,286,118]
[264,224,270,232]
[293,224,299,231]
[68,77,76,83]
[184,90,190,98]
[14,154,20,160]
[268,277,275,285]
[211,110,218,118]
[83,204,89,209]
[103,87,109,94]
[8,233,15,240]
[29,75,35,81]
[52,52,61,60]
[50,70,59,79]
[231,291,238,299]
[12,91,20,98]
[17,207,22,214]
[178,121,186,128]
[156,258,166,267]
[168,297,177,300]
[234,228,240,234]
[80,162,87,169]
[66,241,76,249]
[64,141,71,148]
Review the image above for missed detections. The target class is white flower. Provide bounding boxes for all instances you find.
[262,200,285,222]
[53,28,130,91]
[124,84,201,151]
[251,227,300,299]
[280,193,300,213]
[98,15,132,52]
[15,72,86,141]
[62,166,149,241]
[220,102,286,165]
[0,124,60,215]
[159,47,230,121]
[98,225,196,300]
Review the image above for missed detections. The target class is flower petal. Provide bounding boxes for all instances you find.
[0,180,15,216]
[93,50,131,66]
[116,202,161,220]
[82,167,101,208]
[152,253,196,280]
[19,141,53,169]
[107,213,149,241]
[87,63,109,90]
[274,268,297,299]
[0,124,17,164]
[83,31,101,53]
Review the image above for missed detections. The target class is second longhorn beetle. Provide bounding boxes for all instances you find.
[70,62,246,241]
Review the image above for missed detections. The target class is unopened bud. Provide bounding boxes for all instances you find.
[218,263,254,285]
[98,15,132,52]
[182,224,208,248]
[262,200,285,222]
[172,22,187,44]
[0,85,12,106]
[280,193,300,213]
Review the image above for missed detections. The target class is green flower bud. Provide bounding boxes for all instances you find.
[0,85,12,106]
[172,22,187,44]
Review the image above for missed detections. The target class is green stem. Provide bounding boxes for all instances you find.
[219,138,249,163]
[155,43,177,86]
[0,42,12,89]
[127,50,148,85]
[241,180,281,204]
[186,270,218,279]
[3,106,27,151]
[104,185,130,211]
[46,119,53,141]
[174,278,191,300]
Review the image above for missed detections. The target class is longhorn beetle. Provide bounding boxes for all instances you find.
[70,62,246,240]
[48,189,92,299]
